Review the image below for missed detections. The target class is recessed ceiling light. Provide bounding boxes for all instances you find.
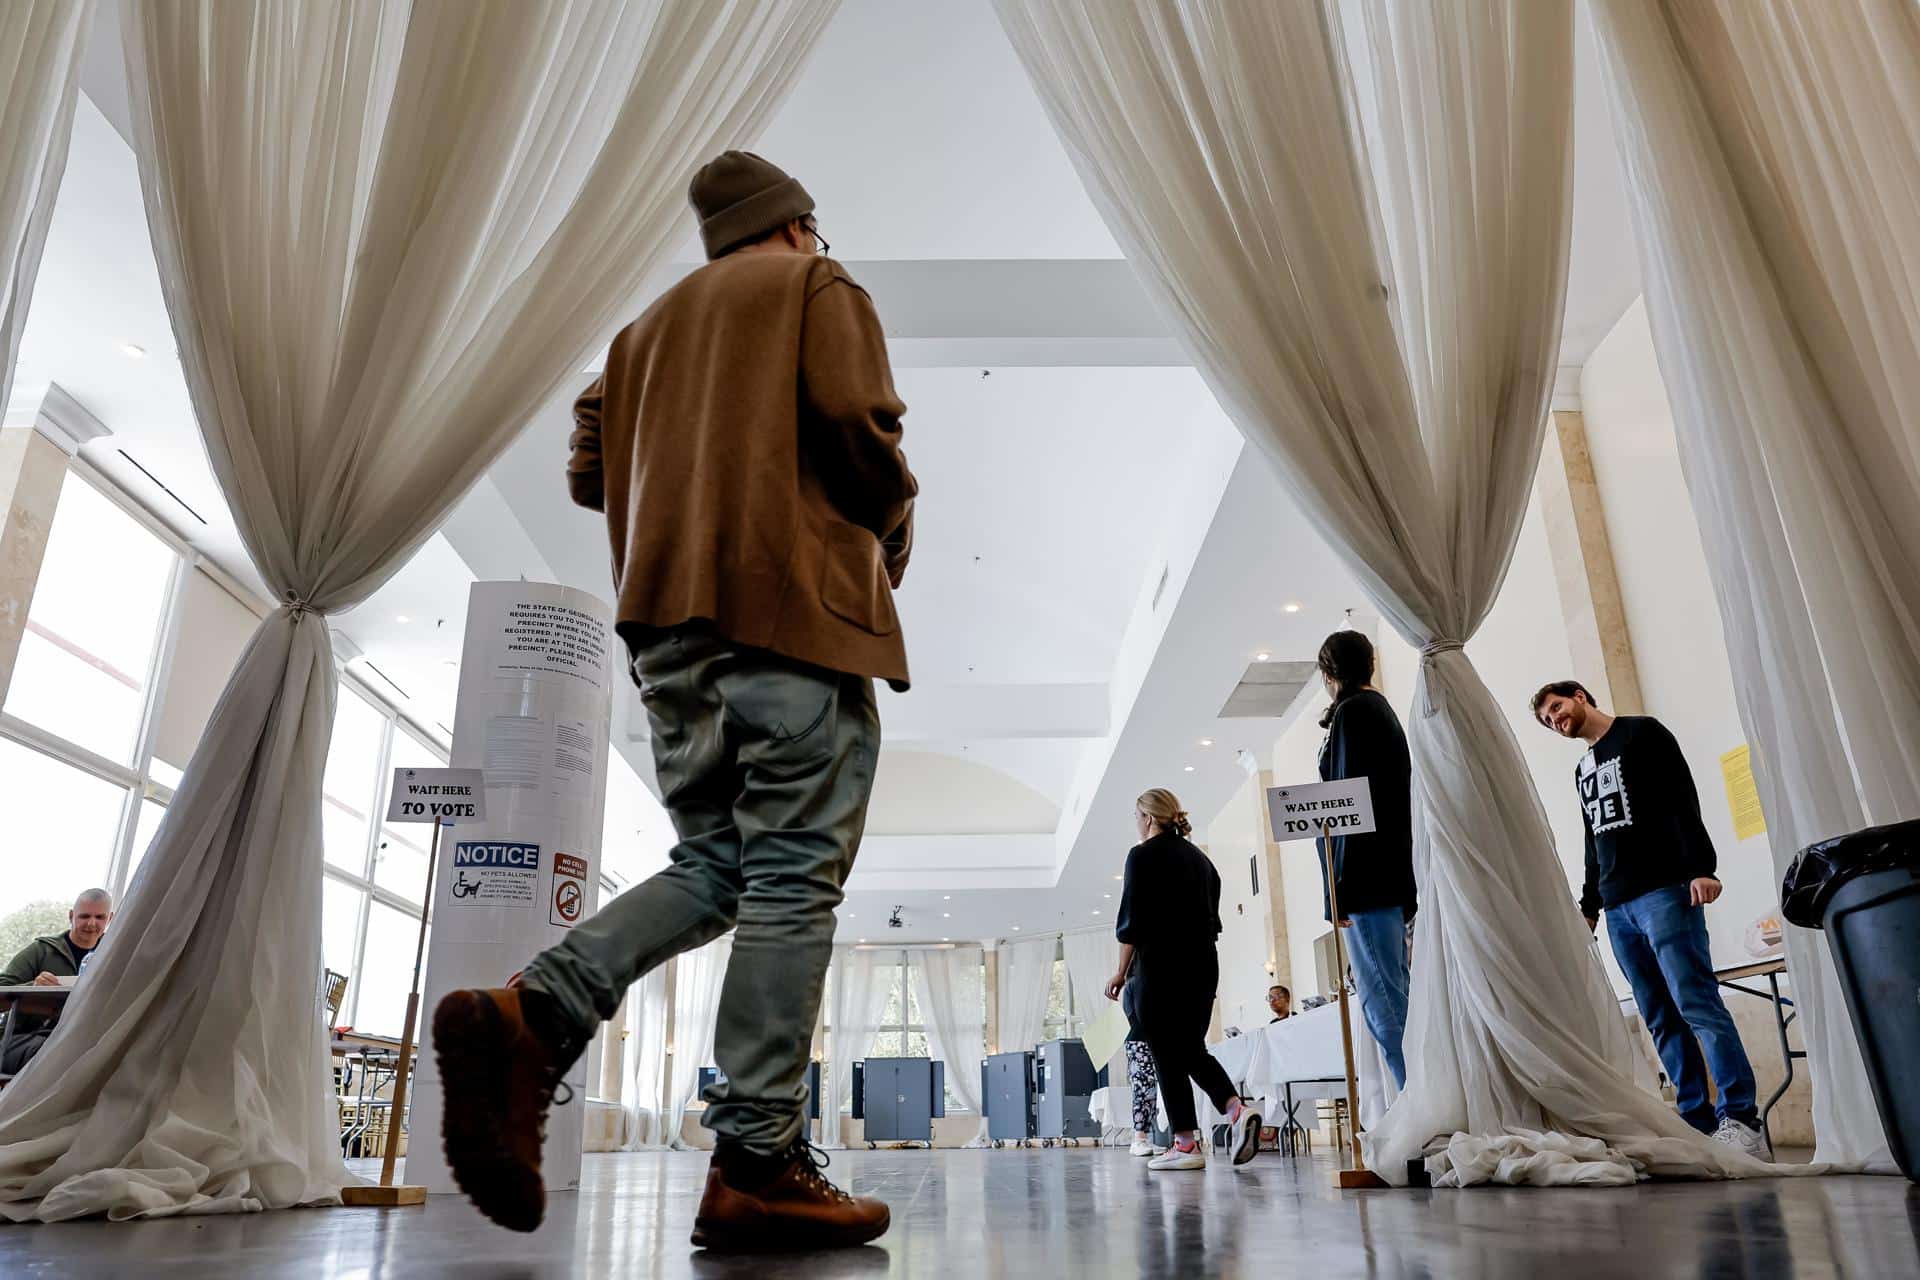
[942,937,950,942]
[1091,909,1100,915]
[1012,926,1021,931]
[942,913,951,918]
[1104,893,1112,899]
[1113,874,1123,881]
[1199,738,1214,747]
[942,895,951,900]
[1183,765,1195,773]
[396,614,410,623]
[119,342,147,358]
[1283,602,1302,614]
[858,938,867,943]
[1255,651,1272,662]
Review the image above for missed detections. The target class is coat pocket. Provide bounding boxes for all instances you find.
[820,521,900,636]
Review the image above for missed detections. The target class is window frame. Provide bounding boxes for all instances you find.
[321,674,447,1033]
[0,457,193,903]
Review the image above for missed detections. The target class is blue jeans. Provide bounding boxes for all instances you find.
[1606,883,1757,1132]
[1345,907,1409,1089]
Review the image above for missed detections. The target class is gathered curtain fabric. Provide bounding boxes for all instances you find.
[994,0,1788,1185]
[910,947,986,1122]
[1590,0,1920,1174]
[0,0,92,414]
[620,966,670,1150]
[664,936,732,1151]
[0,0,837,1221]
[822,947,890,1149]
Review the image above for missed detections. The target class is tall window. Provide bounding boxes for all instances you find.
[869,951,928,1060]
[834,949,976,1114]
[1,467,187,933]
[317,683,445,1038]
[1041,939,1084,1041]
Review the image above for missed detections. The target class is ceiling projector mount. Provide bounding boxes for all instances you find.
[888,905,905,929]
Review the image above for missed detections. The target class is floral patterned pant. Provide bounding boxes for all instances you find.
[1125,1037,1159,1133]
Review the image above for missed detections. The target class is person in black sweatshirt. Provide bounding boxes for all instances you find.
[1314,629,1415,1088]
[1532,679,1767,1160]
[1105,788,1261,1171]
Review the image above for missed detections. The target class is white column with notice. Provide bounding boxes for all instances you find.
[409,581,614,1196]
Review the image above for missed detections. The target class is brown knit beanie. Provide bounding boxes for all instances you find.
[688,151,814,260]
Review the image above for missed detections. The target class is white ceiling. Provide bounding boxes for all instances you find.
[16,0,1646,944]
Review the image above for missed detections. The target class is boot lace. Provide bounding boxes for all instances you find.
[789,1139,854,1203]
[531,1045,582,1145]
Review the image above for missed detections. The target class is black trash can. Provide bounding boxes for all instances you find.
[1781,818,1920,1181]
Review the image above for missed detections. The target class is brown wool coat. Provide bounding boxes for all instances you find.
[568,252,916,689]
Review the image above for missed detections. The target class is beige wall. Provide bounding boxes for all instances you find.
[1203,772,1278,1033]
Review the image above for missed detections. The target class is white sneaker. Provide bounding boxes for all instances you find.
[1711,1116,1771,1162]
[1228,1106,1262,1167]
[1128,1139,1160,1158]
[1147,1144,1206,1171]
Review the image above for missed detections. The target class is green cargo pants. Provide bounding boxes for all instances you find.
[519,624,879,1153]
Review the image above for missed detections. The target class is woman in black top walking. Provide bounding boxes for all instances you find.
[1105,788,1261,1170]
[1314,630,1415,1088]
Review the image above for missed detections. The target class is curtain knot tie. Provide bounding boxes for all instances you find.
[282,591,317,617]
[1421,639,1464,659]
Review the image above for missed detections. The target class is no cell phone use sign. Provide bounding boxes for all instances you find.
[385,767,487,825]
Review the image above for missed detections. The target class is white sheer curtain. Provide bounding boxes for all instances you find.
[994,0,1781,1186]
[1059,929,1117,1036]
[994,937,1055,1055]
[823,947,889,1149]
[0,0,92,413]
[0,0,836,1221]
[621,967,670,1150]
[665,936,732,1151]
[1590,0,1920,1174]
[911,946,986,1116]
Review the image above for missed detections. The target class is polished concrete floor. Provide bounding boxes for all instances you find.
[1,1146,1915,1278]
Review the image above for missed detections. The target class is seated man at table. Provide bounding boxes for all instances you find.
[1266,984,1292,1023]
[0,888,112,1073]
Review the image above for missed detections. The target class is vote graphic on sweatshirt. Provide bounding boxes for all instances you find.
[1578,750,1633,835]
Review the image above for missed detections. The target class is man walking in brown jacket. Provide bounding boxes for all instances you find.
[435,152,914,1251]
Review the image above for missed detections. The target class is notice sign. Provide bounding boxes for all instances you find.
[450,841,540,907]
[550,853,590,927]
[386,767,487,825]
[1265,778,1376,842]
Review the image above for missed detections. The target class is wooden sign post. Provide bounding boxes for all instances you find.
[342,767,484,1207]
[1264,777,1389,1190]
[1322,820,1389,1190]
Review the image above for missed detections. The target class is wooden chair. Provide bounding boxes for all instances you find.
[321,970,350,1030]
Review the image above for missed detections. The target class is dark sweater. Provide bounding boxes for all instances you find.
[1317,690,1417,921]
[1576,716,1718,919]
[1115,831,1221,953]
[0,932,90,1037]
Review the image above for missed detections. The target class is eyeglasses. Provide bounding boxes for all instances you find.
[802,218,830,257]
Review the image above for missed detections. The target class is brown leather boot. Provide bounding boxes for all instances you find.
[691,1141,891,1252]
[431,986,584,1233]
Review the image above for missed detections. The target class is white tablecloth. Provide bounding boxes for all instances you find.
[1189,1002,1399,1134]
[1089,1002,1401,1137]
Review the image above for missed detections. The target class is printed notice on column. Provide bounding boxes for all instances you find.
[1719,744,1767,841]
[492,600,612,691]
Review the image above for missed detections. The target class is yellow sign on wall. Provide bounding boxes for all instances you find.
[1719,744,1767,841]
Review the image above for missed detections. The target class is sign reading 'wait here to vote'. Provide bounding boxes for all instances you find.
[385,767,487,825]
[1265,777,1376,842]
